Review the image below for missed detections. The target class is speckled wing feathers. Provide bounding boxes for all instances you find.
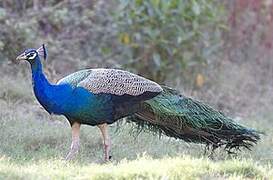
[57,69,163,96]
[78,69,163,96]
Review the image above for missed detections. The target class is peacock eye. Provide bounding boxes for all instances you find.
[26,53,32,57]
[27,52,37,60]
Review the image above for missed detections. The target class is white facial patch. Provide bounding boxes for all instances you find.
[27,52,37,60]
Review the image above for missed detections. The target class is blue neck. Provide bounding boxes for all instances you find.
[31,56,50,87]
[30,57,64,114]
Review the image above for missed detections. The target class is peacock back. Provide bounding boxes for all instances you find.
[57,68,163,96]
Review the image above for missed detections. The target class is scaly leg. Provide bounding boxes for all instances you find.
[65,122,81,161]
[98,123,111,161]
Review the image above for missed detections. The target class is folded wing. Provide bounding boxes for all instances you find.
[57,68,163,96]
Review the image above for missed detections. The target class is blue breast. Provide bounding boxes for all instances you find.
[62,87,114,125]
[34,81,114,124]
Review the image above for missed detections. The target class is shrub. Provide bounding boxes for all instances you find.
[114,0,226,83]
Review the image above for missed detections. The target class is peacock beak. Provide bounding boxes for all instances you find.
[16,52,27,61]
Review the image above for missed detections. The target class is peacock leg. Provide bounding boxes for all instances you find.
[98,123,111,161]
[65,122,81,161]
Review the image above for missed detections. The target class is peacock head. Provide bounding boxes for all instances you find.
[16,44,47,62]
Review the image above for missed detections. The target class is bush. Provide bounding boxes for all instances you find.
[0,8,34,64]
[115,0,225,83]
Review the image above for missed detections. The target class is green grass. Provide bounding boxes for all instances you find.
[0,156,272,180]
[0,72,273,179]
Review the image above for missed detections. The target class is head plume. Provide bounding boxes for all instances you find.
[36,44,47,60]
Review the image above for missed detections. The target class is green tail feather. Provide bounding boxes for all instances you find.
[128,86,262,153]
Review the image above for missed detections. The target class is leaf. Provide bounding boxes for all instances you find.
[151,0,160,8]
[143,27,160,40]
[153,53,161,67]
[120,0,130,9]
[136,0,143,6]
[119,33,131,44]
[0,8,6,20]
[134,33,142,41]
[196,73,205,88]
[101,47,112,55]
[177,36,182,44]
[192,1,200,16]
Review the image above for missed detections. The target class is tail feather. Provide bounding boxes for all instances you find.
[128,86,262,153]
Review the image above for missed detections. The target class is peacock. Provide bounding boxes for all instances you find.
[16,45,261,161]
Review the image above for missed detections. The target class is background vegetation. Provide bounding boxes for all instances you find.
[0,0,272,179]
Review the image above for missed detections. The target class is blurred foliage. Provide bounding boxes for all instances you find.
[0,0,111,74]
[0,7,32,63]
[0,0,225,85]
[115,0,226,83]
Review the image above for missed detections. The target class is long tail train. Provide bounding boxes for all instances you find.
[128,86,262,154]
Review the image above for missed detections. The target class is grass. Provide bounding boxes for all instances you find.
[0,156,272,180]
[0,71,273,179]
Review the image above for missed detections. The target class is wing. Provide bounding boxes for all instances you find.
[57,69,92,88]
[57,68,163,96]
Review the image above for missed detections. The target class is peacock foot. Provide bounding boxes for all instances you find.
[103,155,112,162]
[65,141,80,161]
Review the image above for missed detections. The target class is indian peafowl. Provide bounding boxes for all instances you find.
[16,45,261,161]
